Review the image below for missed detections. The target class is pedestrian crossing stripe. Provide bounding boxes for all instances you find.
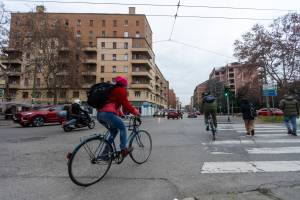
[247,147,300,154]
[201,161,300,173]
[209,138,300,145]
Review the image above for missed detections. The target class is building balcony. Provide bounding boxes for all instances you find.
[132,71,152,79]
[8,70,21,76]
[3,47,22,53]
[82,71,97,76]
[130,83,152,91]
[131,59,151,68]
[2,59,22,64]
[9,83,20,88]
[82,83,95,88]
[83,59,97,64]
[83,46,97,52]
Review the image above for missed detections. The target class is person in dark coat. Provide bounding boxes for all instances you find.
[240,99,256,136]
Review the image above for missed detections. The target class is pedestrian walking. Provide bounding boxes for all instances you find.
[279,90,300,136]
[240,99,256,136]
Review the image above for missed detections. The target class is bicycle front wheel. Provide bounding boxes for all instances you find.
[68,137,112,186]
[129,130,152,164]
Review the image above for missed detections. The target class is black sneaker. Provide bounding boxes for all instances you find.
[288,129,292,135]
[292,132,298,136]
[206,125,209,131]
[251,130,255,136]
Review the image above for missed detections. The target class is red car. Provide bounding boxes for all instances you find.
[257,108,284,116]
[14,105,66,127]
[167,111,181,119]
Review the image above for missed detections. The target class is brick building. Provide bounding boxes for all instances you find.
[168,89,177,109]
[3,6,169,116]
[192,81,208,110]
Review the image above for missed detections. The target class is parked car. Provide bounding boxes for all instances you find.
[187,112,197,118]
[196,111,201,115]
[167,111,181,119]
[153,111,165,118]
[14,105,66,127]
[257,108,284,116]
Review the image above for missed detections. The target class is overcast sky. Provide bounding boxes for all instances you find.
[3,0,300,105]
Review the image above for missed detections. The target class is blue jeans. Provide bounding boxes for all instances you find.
[64,118,77,127]
[97,112,127,150]
[284,115,297,134]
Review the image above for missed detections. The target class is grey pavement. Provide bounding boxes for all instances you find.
[0,115,300,200]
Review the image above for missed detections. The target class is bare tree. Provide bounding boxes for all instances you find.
[0,2,9,53]
[234,13,300,91]
[16,11,82,104]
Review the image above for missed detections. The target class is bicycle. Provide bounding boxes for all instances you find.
[67,116,152,187]
[207,115,216,141]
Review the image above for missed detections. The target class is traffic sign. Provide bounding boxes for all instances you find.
[263,84,277,97]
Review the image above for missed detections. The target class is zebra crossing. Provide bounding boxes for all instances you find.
[201,123,300,173]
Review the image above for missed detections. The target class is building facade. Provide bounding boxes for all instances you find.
[4,6,168,116]
[209,62,259,95]
[168,89,177,109]
[192,81,208,110]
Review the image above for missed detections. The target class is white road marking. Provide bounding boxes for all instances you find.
[211,152,233,155]
[247,147,300,154]
[201,161,300,173]
[211,138,300,145]
[237,130,300,133]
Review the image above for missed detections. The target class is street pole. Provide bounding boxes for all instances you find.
[227,94,230,122]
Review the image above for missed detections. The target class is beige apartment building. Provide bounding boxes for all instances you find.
[193,81,208,109]
[3,6,168,116]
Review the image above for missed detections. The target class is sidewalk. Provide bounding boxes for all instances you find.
[0,115,14,126]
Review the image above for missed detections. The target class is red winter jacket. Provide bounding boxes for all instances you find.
[98,86,139,116]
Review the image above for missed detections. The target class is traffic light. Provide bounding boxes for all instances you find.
[224,86,230,97]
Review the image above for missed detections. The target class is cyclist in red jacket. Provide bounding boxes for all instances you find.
[97,76,140,157]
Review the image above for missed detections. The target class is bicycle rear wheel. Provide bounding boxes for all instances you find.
[210,121,216,141]
[68,137,112,186]
[129,130,152,164]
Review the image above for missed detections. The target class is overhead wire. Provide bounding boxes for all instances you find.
[4,0,300,12]
[169,0,180,40]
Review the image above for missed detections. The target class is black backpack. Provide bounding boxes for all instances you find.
[87,82,115,109]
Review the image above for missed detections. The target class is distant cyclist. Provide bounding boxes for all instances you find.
[202,91,217,131]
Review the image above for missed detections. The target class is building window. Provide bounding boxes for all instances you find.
[36,78,41,86]
[77,19,81,26]
[134,91,141,98]
[113,20,117,27]
[101,78,104,82]
[64,19,69,26]
[112,66,116,73]
[101,54,105,60]
[102,20,106,27]
[76,30,81,37]
[124,20,128,26]
[124,42,128,49]
[24,78,29,86]
[89,20,93,26]
[124,66,128,73]
[60,91,66,98]
[73,91,79,98]
[88,30,93,39]
[134,66,140,72]
[101,65,105,73]
[47,91,53,98]
[113,42,117,49]
[136,20,140,26]
[22,92,28,99]
[124,53,128,61]
[112,54,116,61]
[135,31,140,38]
[101,42,105,48]
[89,41,93,47]
[124,32,128,37]
[101,31,106,37]
[113,31,117,37]
[26,52,30,59]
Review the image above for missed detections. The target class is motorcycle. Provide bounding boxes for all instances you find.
[60,111,95,132]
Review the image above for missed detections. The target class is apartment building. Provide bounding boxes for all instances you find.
[193,81,208,109]
[4,6,168,116]
[209,62,259,95]
[168,89,177,109]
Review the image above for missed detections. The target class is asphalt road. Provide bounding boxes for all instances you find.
[1,115,300,200]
